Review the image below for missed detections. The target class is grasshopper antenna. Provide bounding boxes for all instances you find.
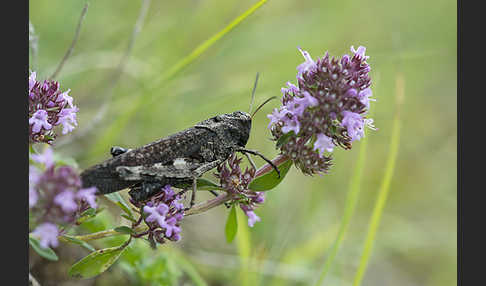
[251,96,277,119]
[248,72,260,114]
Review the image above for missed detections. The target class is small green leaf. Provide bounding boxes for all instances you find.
[121,214,137,222]
[68,243,129,279]
[276,131,294,148]
[248,159,293,191]
[225,205,238,243]
[81,208,96,217]
[76,208,98,224]
[197,178,224,190]
[61,235,96,252]
[29,236,59,261]
[116,202,134,218]
[105,193,133,217]
[114,226,135,235]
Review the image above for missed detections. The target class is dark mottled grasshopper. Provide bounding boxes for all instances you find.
[80,76,278,206]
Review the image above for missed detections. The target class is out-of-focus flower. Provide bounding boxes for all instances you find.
[76,187,98,209]
[31,223,59,249]
[54,190,78,213]
[29,166,40,208]
[28,71,78,144]
[29,147,98,247]
[268,46,376,175]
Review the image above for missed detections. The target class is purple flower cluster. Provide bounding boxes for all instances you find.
[29,147,98,249]
[141,185,184,243]
[268,46,376,175]
[215,154,265,227]
[29,71,78,144]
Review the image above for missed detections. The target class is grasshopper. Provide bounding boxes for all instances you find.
[80,74,279,206]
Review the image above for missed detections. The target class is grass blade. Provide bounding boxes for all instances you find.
[236,207,255,286]
[313,135,368,286]
[352,73,404,286]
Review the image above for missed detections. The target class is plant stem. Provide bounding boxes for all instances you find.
[255,154,290,177]
[50,2,89,80]
[59,225,147,242]
[185,193,236,216]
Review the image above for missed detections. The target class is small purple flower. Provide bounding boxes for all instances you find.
[162,185,175,199]
[357,88,374,109]
[240,204,261,227]
[29,110,52,133]
[313,133,335,156]
[29,166,40,208]
[163,216,181,238]
[31,223,59,249]
[297,47,317,76]
[144,203,169,228]
[351,45,369,61]
[267,108,284,129]
[341,111,365,142]
[281,115,301,134]
[56,107,78,135]
[28,71,78,143]
[31,147,54,169]
[29,165,40,185]
[29,71,36,92]
[246,211,261,227]
[59,89,73,108]
[29,187,38,208]
[252,192,265,204]
[287,91,319,117]
[76,187,98,209]
[54,190,78,213]
[171,200,184,211]
[281,81,299,95]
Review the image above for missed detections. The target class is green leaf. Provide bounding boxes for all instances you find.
[68,242,129,279]
[121,214,137,222]
[76,208,98,224]
[29,235,59,261]
[275,131,294,148]
[61,235,96,252]
[114,226,135,235]
[197,178,224,190]
[225,204,238,243]
[104,193,133,218]
[248,159,293,191]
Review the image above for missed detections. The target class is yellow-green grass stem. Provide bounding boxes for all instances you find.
[314,134,368,286]
[352,74,404,286]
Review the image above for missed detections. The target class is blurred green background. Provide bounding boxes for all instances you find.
[29,0,456,285]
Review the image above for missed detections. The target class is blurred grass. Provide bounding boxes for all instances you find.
[30,0,456,285]
[353,73,403,286]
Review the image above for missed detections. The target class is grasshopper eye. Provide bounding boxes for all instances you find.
[110,146,129,157]
[214,115,223,122]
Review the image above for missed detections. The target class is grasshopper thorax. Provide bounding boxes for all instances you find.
[197,111,252,148]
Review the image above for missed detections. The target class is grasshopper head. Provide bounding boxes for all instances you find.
[198,111,252,148]
[219,111,252,147]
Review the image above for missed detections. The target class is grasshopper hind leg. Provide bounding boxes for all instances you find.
[128,181,165,202]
